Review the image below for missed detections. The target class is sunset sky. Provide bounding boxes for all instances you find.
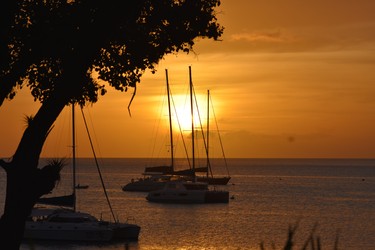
[1,0,375,159]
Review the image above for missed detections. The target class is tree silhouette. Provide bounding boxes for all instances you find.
[0,0,223,248]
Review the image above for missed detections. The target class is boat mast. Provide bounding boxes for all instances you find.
[206,89,210,178]
[72,104,76,212]
[165,69,174,171]
[189,66,195,175]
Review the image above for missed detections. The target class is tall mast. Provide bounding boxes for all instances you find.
[72,104,76,212]
[165,69,174,171]
[189,66,195,173]
[206,89,210,178]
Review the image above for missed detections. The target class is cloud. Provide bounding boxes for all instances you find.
[197,20,375,54]
[230,30,294,43]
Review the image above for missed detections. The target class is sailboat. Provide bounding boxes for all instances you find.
[146,66,229,204]
[122,69,193,192]
[24,105,141,242]
[196,89,231,185]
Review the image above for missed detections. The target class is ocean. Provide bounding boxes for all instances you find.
[0,158,374,249]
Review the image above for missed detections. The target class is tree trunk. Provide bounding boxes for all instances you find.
[0,92,69,249]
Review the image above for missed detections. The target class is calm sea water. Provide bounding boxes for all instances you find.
[0,158,374,250]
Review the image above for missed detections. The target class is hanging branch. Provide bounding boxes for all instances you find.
[127,84,137,117]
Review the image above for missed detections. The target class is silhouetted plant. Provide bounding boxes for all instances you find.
[260,223,339,250]
[23,115,34,128]
[36,159,66,196]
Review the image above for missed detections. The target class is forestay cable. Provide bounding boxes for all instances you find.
[80,108,117,223]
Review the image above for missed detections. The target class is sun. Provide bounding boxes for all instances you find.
[168,93,208,133]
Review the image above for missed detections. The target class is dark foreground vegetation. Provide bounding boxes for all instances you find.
[261,223,339,250]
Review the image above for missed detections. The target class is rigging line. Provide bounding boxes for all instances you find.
[65,107,73,159]
[49,106,68,157]
[170,88,192,170]
[151,111,163,160]
[80,108,117,223]
[158,90,171,160]
[146,86,165,166]
[210,94,230,176]
[85,107,104,162]
[192,85,213,177]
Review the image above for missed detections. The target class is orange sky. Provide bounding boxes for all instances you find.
[1,0,375,159]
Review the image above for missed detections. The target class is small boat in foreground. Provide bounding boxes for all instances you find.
[75,183,89,189]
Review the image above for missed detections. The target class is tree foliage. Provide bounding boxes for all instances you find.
[0,1,223,248]
[0,0,223,106]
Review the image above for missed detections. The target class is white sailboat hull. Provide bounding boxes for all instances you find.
[147,189,206,203]
[146,180,229,204]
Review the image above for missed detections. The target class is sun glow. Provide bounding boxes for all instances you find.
[168,93,208,133]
